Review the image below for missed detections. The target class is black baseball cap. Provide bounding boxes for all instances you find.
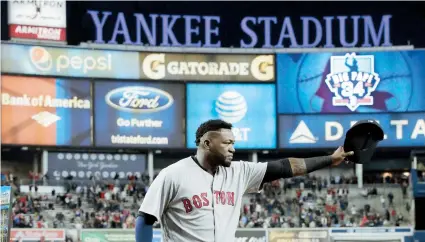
[343,120,384,164]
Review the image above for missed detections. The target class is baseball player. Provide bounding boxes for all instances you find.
[136,119,353,242]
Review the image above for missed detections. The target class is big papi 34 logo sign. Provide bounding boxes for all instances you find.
[325,53,380,111]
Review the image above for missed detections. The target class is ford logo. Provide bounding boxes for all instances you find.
[105,86,174,113]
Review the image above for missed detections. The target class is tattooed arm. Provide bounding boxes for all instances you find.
[262,147,353,184]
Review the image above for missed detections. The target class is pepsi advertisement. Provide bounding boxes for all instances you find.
[186,83,276,149]
[278,112,425,149]
[94,81,184,148]
[277,50,425,114]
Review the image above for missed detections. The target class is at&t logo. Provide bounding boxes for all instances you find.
[215,91,247,123]
[214,91,250,141]
[325,53,380,111]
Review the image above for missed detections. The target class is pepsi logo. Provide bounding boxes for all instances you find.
[29,46,53,71]
[105,86,174,113]
[215,91,247,123]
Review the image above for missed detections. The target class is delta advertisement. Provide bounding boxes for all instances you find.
[94,81,185,148]
[1,43,140,79]
[47,152,146,182]
[276,50,425,114]
[140,53,275,82]
[1,75,92,146]
[186,83,276,149]
[278,112,425,149]
[8,0,67,42]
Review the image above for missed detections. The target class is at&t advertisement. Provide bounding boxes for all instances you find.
[279,112,425,149]
[277,50,425,114]
[94,81,184,148]
[186,83,276,149]
[1,75,92,146]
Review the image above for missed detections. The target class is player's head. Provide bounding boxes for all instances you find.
[195,119,235,167]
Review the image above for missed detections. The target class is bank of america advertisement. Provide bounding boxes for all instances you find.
[140,53,275,82]
[279,112,425,149]
[186,84,276,149]
[277,50,425,114]
[1,43,140,79]
[1,75,92,146]
[94,81,184,148]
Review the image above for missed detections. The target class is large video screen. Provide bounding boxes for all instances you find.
[277,50,425,114]
[278,112,425,149]
[94,81,184,148]
[186,83,276,149]
[1,75,92,146]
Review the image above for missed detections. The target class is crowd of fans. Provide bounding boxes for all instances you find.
[0,170,413,233]
[239,175,410,229]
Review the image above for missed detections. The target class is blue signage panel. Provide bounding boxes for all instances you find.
[279,112,425,148]
[94,81,185,148]
[186,83,276,149]
[277,50,425,114]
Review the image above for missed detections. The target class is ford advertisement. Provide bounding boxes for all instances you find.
[186,83,276,149]
[94,81,184,148]
[278,112,425,149]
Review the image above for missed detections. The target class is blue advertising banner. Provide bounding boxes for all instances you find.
[186,83,276,149]
[1,75,92,146]
[94,81,184,148]
[1,43,140,79]
[277,50,425,114]
[278,112,425,149]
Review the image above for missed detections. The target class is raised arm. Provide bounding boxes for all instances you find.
[262,146,354,183]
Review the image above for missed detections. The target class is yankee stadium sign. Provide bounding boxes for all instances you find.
[87,11,392,48]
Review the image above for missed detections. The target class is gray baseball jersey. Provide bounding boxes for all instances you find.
[139,156,267,242]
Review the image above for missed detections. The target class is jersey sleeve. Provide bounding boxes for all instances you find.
[240,161,267,194]
[139,170,175,221]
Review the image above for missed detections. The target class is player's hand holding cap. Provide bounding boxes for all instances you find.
[343,119,384,164]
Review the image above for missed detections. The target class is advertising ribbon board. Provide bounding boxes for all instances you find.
[269,229,328,242]
[81,229,162,242]
[10,229,65,242]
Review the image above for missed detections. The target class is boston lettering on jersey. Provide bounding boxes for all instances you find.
[60,2,425,48]
[182,191,235,213]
